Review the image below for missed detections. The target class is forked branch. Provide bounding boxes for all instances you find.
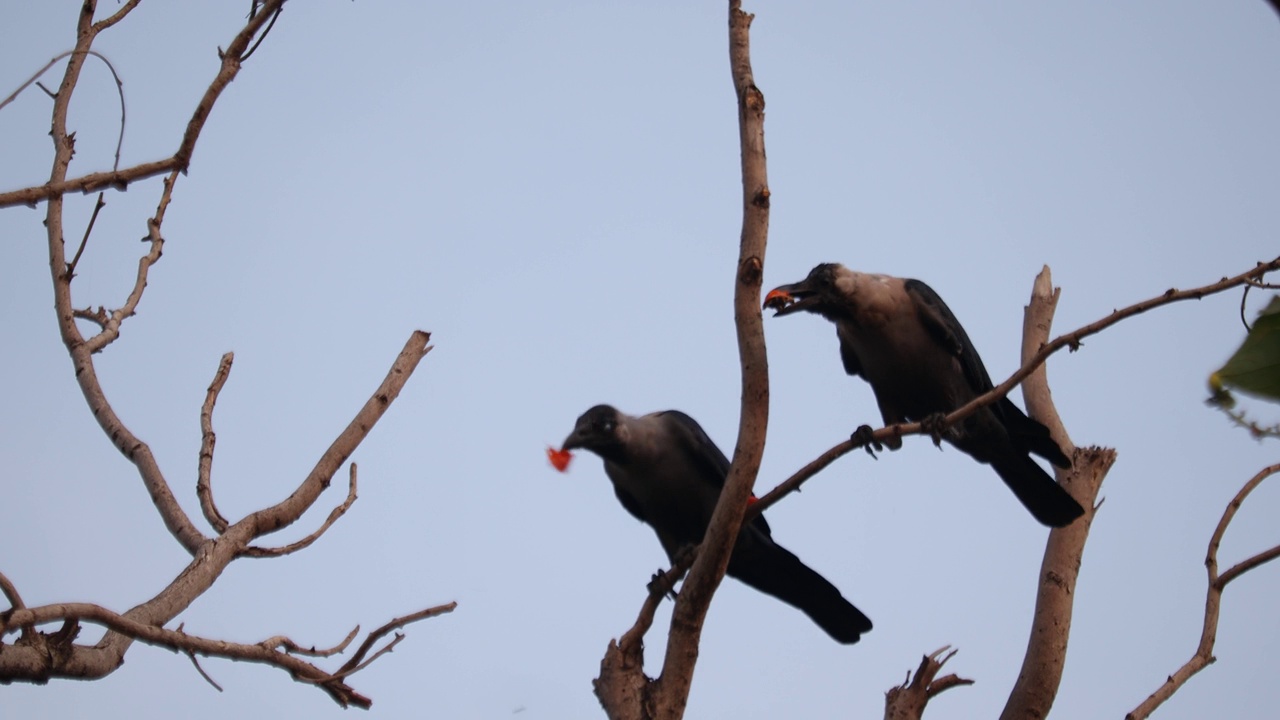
[884,646,974,720]
[1126,463,1280,719]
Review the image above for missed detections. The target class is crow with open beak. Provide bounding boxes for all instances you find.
[561,404,872,644]
[764,263,1083,528]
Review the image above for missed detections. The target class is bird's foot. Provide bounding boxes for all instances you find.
[851,424,883,459]
[921,412,950,447]
[648,568,679,600]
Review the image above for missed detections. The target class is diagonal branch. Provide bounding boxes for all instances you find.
[1126,462,1280,720]
[0,330,436,702]
[245,332,432,540]
[0,0,286,211]
[242,463,360,558]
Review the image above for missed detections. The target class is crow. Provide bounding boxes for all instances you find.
[764,263,1083,528]
[561,404,872,644]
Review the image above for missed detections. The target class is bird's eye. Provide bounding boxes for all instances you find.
[601,420,615,434]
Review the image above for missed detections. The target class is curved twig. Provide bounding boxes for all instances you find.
[1127,463,1280,720]
[262,626,359,658]
[242,463,359,557]
[326,603,458,681]
[197,352,234,533]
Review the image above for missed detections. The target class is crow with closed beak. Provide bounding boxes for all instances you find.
[561,404,872,644]
[764,264,1083,528]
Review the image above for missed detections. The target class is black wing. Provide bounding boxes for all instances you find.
[655,410,772,537]
[904,279,995,394]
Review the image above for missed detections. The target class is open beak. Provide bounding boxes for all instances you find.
[763,281,819,317]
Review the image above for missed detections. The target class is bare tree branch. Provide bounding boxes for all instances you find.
[91,0,142,32]
[0,158,182,208]
[594,5,771,718]
[999,267,1116,720]
[884,646,974,720]
[198,352,234,533]
[0,0,285,210]
[4,0,448,707]
[650,2,771,714]
[1,600,455,708]
[243,333,433,543]
[1127,463,1280,720]
[262,626,360,658]
[242,463,360,558]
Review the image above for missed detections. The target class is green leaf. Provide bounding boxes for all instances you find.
[1210,296,1280,404]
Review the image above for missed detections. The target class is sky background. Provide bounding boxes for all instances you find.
[3,2,1279,718]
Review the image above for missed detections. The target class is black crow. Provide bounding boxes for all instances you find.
[561,404,872,644]
[764,263,1083,528]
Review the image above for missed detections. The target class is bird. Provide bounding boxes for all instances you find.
[560,404,872,644]
[763,263,1084,528]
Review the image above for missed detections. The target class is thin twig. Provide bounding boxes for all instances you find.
[1126,463,1280,719]
[241,4,283,62]
[185,649,224,692]
[91,0,142,32]
[261,626,359,658]
[0,48,126,169]
[329,603,458,679]
[197,353,234,533]
[242,463,359,557]
[65,193,106,279]
[1,599,453,709]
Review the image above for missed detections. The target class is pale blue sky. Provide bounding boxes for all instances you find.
[3,2,1279,718]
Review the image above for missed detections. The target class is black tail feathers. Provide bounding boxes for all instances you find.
[992,451,1084,528]
[728,538,872,644]
[998,398,1071,468]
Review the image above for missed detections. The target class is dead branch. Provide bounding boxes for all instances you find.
[3,0,445,708]
[0,600,456,708]
[197,352,235,533]
[1126,463,1280,720]
[262,626,359,658]
[594,5,770,718]
[242,463,359,557]
[243,333,432,542]
[0,330,436,704]
[999,267,1116,720]
[884,646,974,720]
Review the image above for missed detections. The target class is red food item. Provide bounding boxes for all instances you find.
[547,446,574,472]
[747,495,758,506]
[763,288,793,310]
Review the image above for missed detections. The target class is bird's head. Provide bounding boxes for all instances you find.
[562,404,628,459]
[763,263,854,321]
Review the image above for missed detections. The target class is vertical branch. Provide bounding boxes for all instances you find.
[999,267,1116,720]
[647,3,771,718]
